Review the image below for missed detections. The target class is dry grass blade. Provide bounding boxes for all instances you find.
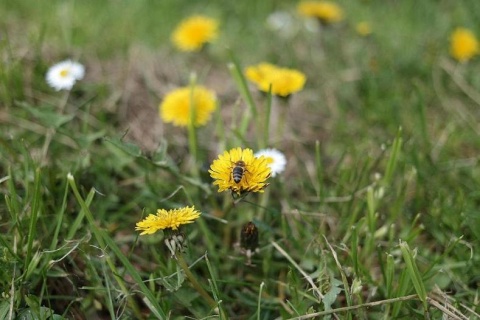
[271,241,324,300]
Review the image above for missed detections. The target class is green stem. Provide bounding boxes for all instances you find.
[24,168,41,275]
[260,88,272,150]
[67,174,144,319]
[227,52,258,140]
[188,74,200,180]
[176,252,218,310]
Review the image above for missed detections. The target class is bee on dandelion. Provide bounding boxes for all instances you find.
[209,147,271,197]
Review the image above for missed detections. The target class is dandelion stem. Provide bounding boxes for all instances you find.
[260,87,273,150]
[176,252,218,311]
[188,74,200,180]
[227,52,258,140]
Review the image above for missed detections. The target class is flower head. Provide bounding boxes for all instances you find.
[450,27,479,62]
[245,63,306,97]
[45,60,85,91]
[209,147,271,195]
[297,1,344,25]
[159,85,216,127]
[135,206,201,235]
[254,148,286,177]
[355,22,372,37]
[172,15,219,52]
[240,221,259,266]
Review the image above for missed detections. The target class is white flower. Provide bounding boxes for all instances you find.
[46,60,85,91]
[254,148,286,177]
[266,11,298,38]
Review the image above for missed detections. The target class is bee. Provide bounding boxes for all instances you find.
[232,160,247,183]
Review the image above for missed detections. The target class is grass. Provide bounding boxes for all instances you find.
[1,0,480,319]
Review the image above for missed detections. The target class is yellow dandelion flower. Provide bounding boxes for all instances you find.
[245,63,306,97]
[297,1,344,25]
[450,27,479,62]
[355,22,372,37]
[160,85,216,127]
[209,147,271,195]
[245,63,277,86]
[172,15,219,52]
[136,206,201,235]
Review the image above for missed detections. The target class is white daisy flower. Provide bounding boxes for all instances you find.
[254,148,287,177]
[266,11,298,38]
[45,60,85,91]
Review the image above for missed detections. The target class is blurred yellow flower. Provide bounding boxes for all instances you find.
[160,86,216,127]
[450,27,479,62]
[355,22,372,37]
[172,15,219,52]
[245,63,306,97]
[297,1,344,24]
[209,147,271,195]
[136,206,201,235]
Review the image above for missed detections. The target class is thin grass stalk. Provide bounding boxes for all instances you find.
[100,261,116,320]
[413,82,430,148]
[261,88,272,150]
[227,53,258,138]
[391,268,411,318]
[214,101,226,152]
[205,255,228,319]
[24,168,41,275]
[271,241,323,300]
[399,240,428,313]
[350,226,359,275]
[288,294,419,319]
[6,168,20,221]
[385,253,395,298]
[66,189,95,240]
[41,91,70,165]
[176,252,219,313]
[67,174,152,319]
[324,236,353,320]
[275,98,288,144]
[314,140,323,200]
[188,73,200,180]
[49,182,69,250]
[257,282,265,320]
[383,127,403,186]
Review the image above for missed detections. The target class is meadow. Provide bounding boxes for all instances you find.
[1,0,480,319]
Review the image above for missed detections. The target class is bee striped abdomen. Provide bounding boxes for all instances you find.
[232,160,246,183]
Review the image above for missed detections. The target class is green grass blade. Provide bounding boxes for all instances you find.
[227,51,257,139]
[383,127,403,185]
[399,240,428,310]
[385,253,395,298]
[67,173,166,319]
[49,182,69,250]
[257,281,265,320]
[24,168,42,275]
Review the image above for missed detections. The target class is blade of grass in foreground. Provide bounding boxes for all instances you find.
[227,50,257,139]
[67,173,166,319]
[24,168,42,276]
[399,240,428,314]
[383,127,403,186]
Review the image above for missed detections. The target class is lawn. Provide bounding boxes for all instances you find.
[1,0,480,319]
